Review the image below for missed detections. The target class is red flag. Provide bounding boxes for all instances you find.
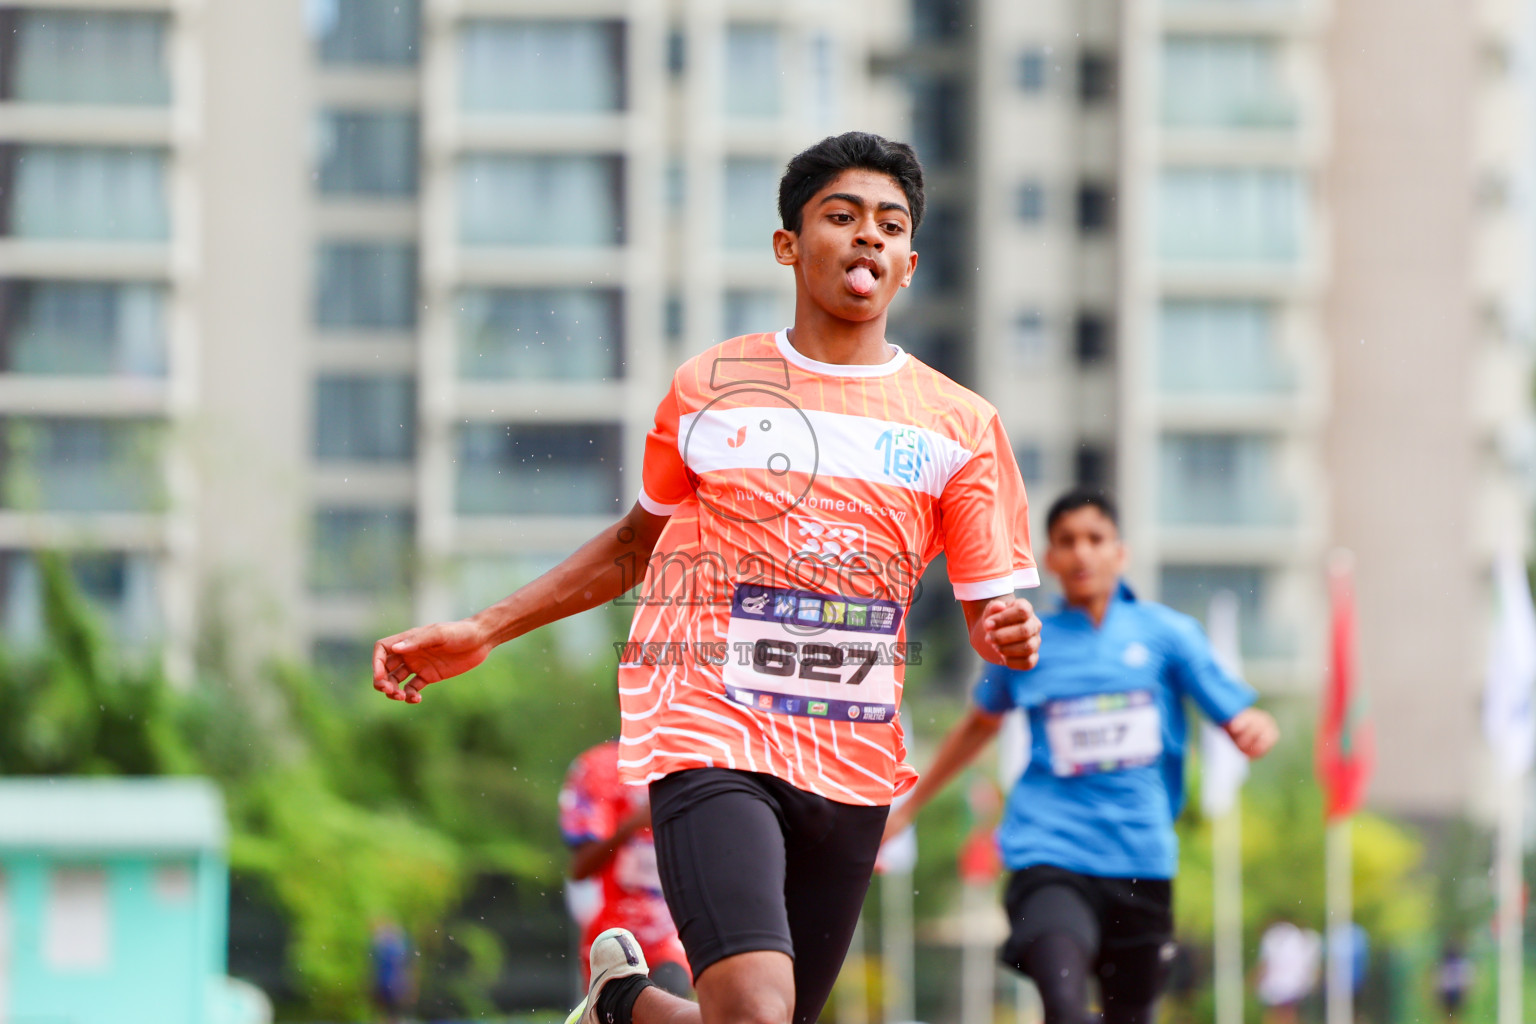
[1316,555,1373,820]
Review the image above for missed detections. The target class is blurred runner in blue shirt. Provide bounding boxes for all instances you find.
[886,488,1279,1024]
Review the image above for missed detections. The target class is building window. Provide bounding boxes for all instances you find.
[311,507,414,594]
[317,111,418,197]
[0,281,166,377]
[0,552,159,650]
[314,375,415,462]
[1159,564,1287,657]
[1074,313,1112,364]
[1078,51,1117,104]
[3,146,169,241]
[1158,168,1305,263]
[906,204,963,296]
[0,417,163,513]
[459,20,625,113]
[910,74,966,170]
[1074,444,1110,488]
[1018,48,1048,92]
[1077,183,1114,233]
[313,0,420,66]
[725,25,782,118]
[667,29,686,76]
[1017,181,1046,223]
[457,288,623,381]
[1015,443,1043,485]
[912,0,966,40]
[315,242,417,329]
[1159,432,1290,526]
[0,9,170,105]
[664,294,684,341]
[723,291,789,338]
[1013,309,1049,364]
[1162,36,1294,130]
[723,158,780,250]
[1158,300,1291,393]
[44,867,110,971]
[458,154,624,247]
[456,423,622,516]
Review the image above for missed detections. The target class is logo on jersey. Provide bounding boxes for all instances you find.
[848,705,862,720]
[740,593,770,614]
[808,701,829,716]
[874,427,931,485]
[758,694,775,709]
[786,514,868,565]
[1122,642,1150,668]
[726,425,749,448]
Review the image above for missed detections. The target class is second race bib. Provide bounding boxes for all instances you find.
[722,583,903,723]
[1044,690,1162,777]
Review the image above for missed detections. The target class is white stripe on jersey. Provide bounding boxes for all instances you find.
[677,406,974,498]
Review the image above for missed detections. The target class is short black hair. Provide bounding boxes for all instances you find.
[778,132,926,236]
[1046,487,1120,536]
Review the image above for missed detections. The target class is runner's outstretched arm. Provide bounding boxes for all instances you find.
[881,705,1004,843]
[373,502,670,703]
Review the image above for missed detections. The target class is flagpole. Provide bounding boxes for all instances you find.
[1325,817,1353,1024]
[1497,772,1524,1024]
[882,866,915,1024]
[1212,799,1243,1024]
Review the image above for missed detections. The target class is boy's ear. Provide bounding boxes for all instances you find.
[773,227,798,266]
[899,249,919,288]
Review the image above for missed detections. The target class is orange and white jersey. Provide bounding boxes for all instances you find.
[618,330,1037,806]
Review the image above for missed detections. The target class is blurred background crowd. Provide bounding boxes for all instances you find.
[0,0,1533,1021]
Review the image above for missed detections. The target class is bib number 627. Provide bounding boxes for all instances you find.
[751,639,880,686]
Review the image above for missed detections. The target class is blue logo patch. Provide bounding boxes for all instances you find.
[875,427,932,485]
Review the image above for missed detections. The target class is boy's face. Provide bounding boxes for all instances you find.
[1044,506,1126,606]
[773,169,919,323]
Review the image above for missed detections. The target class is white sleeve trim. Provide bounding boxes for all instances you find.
[952,575,1017,601]
[636,488,679,516]
[1013,567,1041,590]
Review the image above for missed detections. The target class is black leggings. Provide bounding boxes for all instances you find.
[1002,867,1173,1024]
[649,768,888,1024]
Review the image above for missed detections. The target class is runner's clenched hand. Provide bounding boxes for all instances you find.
[1224,706,1279,759]
[373,619,495,703]
[965,595,1042,671]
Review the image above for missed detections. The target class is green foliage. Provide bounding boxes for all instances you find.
[0,555,622,1018]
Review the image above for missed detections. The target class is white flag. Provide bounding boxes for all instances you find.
[1485,550,1536,778]
[1202,590,1250,817]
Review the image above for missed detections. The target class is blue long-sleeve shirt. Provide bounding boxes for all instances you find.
[973,582,1256,879]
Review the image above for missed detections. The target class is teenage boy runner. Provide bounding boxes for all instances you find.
[372,132,1043,1024]
[884,488,1279,1024]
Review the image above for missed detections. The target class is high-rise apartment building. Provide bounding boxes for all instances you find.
[0,0,907,684]
[947,0,1534,815]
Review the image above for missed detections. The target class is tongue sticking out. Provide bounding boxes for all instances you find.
[846,266,877,296]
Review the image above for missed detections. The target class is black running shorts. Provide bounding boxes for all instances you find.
[649,768,888,1021]
[1001,864,1175,1008]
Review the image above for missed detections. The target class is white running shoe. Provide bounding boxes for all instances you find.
[565,927,651,1024]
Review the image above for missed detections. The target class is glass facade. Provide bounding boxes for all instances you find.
[317,111,419,197]
[4,10,171,105]
[0,417,163,513]
[459,20,624,113]
[0,281,166,377]
[1158,432,1291,526]
[724,25,782,118]
[1158,300,1293,394]
[1163,36,1295,129]
[1158,168,1306,264]
[313,0,420,66]
[458,154,624,247]
[315,243,418,329]
[457,289,622,381]
[722,159,780,251]
[6,146,169,241]
[0,550,160,649]
[310,507,414,594]
[314,375,416,461]
[456,423,621,516]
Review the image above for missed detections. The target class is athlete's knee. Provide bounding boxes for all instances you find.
[1017,933,1094,1024]
[695,950,794,1024]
